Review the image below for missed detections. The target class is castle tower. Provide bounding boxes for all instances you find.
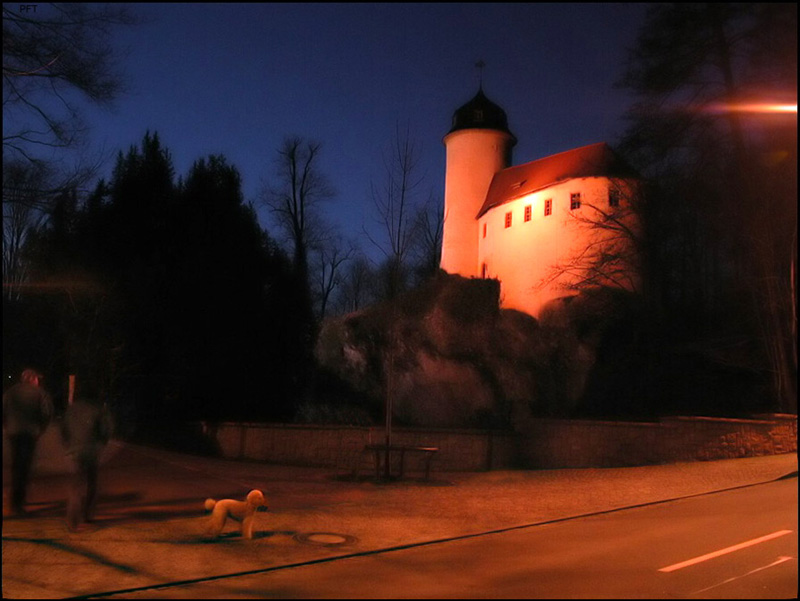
[440,87,516,277]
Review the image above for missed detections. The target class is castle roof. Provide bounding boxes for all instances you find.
[476,142,638,218]
[448,87,516,139]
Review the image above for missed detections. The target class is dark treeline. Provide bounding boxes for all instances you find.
[2,127,443,431]
[589,3,797,417]
[4,133,314,425]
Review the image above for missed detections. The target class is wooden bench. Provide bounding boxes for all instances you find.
[363,444,439,480]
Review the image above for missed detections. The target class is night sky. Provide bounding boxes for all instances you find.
[68,3,650,258]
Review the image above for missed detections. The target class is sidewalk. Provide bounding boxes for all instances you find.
[2,426,797,599]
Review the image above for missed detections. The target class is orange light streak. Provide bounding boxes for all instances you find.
[706,102,797,114]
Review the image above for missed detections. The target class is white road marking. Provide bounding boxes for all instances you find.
[690,555,795,594]
[658,530,794,572]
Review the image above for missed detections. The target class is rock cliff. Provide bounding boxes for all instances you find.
[315,272,631,428]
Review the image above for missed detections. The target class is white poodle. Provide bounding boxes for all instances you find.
[203,489,267,539]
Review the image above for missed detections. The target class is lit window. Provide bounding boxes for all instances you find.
[505,211,512,228]
[544,199,552,216]
[524,205,532,222]
[483,222,487,238]
[570,193,581,210]
[609,189,620,207]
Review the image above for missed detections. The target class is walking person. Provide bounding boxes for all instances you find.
[3,368,54,516]
[60,375,113,532]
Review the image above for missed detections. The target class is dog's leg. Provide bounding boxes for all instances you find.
[205,508,228,537]
[241,514,255,539]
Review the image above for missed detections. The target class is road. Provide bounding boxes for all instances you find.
[96,476,797,599]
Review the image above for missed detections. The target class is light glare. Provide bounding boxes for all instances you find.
[707,102,797,114]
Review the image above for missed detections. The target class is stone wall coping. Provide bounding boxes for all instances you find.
[529,415,797,427]
[201,421,515,436]
[525,418,661,428]
[200,415,798,431]
[662,415,798,425]
[750,413,798,421]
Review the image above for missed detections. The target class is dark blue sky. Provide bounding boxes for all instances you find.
[79,3,649,259]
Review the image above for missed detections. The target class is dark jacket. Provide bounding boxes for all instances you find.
[60,398,113,461]
[3,382,53,437]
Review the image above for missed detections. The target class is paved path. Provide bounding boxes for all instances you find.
[2,426,797,599]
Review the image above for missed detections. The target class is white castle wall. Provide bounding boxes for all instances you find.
[477,177,638,317]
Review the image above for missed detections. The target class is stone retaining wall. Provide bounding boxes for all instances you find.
[208,422,516,474]
[517,414,797,468]
[205,414,796,472]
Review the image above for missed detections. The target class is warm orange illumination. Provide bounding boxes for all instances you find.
[475,177,639,317]
[441,128,515,277]
[706,102,797,114]
[442,139,639,318]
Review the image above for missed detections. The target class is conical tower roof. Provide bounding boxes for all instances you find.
[448,87,516,140]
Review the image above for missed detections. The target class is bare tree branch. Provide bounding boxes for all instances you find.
[537,180,642,295]
[3,3,136,168]
[311,233,356,320]
[2,159,52,299]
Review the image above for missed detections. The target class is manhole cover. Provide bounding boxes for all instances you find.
[293,532,357,547]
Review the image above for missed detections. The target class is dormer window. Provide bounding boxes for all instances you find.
[473,109,484,122]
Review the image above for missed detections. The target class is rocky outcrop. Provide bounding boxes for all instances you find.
[315,272,630,428]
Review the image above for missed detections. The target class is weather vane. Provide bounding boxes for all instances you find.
[475,59,486,88]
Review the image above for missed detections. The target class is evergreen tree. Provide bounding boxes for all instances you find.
[14,133,315,426]
[169,155,302,420]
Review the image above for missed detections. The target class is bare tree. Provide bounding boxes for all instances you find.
[261,136,334,286]
[334,254,377,315]
[2,160,51,299]
[410,193,444,284]
[366,123,425,299]
[311,233,356,320]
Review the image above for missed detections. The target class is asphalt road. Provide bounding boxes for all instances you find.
[95,476,797,599]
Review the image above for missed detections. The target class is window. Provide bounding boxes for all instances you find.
[609,189,620,207]
[483,222,487,238]
[524,205,532,222]
[544,199,552,216]
[505,211,512,228]
[570,193,581,210]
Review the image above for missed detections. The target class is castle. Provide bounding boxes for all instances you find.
[440,87,640,318]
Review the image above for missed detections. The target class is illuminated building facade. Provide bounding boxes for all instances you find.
[440,88,640,317]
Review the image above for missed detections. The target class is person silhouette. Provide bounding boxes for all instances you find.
[3,368,53,516]
[60,375,113,531]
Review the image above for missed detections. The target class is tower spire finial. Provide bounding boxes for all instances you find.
[475,59,485,90]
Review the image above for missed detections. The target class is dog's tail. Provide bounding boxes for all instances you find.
[204,498,216,512]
